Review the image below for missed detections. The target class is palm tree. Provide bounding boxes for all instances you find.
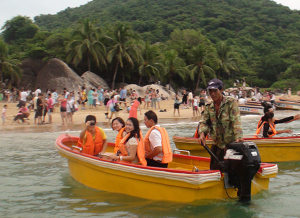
[187,44,216,90]
[163,49,189,85]
[0,39,22,87]
[66,19,106,72]
[138,41,164,85]
[216,41,239,77]
[106,22,141,89]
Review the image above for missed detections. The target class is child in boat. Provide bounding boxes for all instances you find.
[78,115,108,156]
[259,112,300,138]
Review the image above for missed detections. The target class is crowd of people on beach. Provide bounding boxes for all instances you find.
[0,85,171,126]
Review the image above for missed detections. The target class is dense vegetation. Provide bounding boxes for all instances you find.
[1,0,300,91]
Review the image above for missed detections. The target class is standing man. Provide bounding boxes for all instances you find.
[19,88,28,107]
[188,90,193,107]
[143,110,172,168]
[119,87,127,107]
[198,79,243,170]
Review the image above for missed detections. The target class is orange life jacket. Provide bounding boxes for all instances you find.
[118,131,146,166]
[144,126,173,164]
[114,127,126,153]
[254,121,276,138]
[77,127,104,155]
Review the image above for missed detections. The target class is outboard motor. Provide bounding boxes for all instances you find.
[223,142,261,203]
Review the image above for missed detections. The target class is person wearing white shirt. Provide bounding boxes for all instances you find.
[34,88,41,97]
[143,110,172,168]
[238,96,247,105]
[188,91,193,107]
[19,88,28,107]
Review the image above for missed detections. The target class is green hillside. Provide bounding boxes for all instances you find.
[2,0,300,90]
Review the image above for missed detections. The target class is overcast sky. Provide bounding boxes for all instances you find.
[1,0,300,29]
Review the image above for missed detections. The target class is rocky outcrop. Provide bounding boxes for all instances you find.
[81,71,109,90]
[36,58,84,94]
[19,58,47,90]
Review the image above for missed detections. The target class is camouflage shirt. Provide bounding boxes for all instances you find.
[199,96,243,149]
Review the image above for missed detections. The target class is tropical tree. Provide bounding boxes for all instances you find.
[187,44,216,90]
[66,19,106,72]
[138,41,164,85]
[163,49,189,85]
[216,41,239,78]
[0,39,22,87]
[1,15,39,44]
[106,22,142,89]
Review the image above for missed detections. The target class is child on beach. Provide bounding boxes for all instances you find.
[2,105,7,125]
[193,95,200,117]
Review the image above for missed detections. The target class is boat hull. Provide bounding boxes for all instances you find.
[239,104,264,115]
[56,134,277,202]
[173,136,300,162]
[276,101,300,110]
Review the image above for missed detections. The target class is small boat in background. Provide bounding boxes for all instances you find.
[239,104,264,115]
[173,135,300,162]
[56,134,277,202]
[275,100,300,110]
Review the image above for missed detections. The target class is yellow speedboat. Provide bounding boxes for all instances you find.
[173,135,300,162]
[56,134,277,203]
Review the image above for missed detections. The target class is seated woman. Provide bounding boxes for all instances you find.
[257,112,300,138]
[109,117,146,165]
[78,115,108,155]
[11,105,30,125]
[111,117,126,153]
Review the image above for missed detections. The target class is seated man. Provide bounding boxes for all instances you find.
[143,110,172,168]
[78,115,108,156]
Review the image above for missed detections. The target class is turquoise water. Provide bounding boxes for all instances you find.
[1,111,300,217]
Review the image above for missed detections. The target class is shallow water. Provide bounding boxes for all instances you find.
[1,111,300,217]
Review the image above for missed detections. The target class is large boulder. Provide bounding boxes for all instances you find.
[36,58,84,94]
[81,71,109,90]
[19,58,47,90]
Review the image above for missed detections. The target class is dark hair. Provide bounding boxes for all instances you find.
[126,117,141,142]
[48,93,51,97]
[144,110,157,124]
[4,104,7,107]
[265,112,274,120]
[111,117,125,130]
[137,97,142,104]
[110,95,114,99]
[85,115,96,123]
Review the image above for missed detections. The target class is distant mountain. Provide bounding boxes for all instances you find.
[34,0,300,43]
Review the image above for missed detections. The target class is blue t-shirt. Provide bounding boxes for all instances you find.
[120,89,127,99]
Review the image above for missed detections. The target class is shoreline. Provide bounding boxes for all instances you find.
[1,94,299,133]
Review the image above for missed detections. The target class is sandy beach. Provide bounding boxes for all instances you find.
[0,99,200,132]
[1,94,299,132]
